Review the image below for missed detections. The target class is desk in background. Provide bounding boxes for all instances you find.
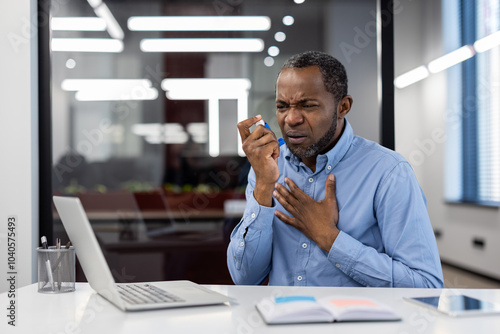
[2,283,500,333]
[52,190,244,284]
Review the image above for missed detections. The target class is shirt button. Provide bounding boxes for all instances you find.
[240,242,245,247]
[302,243,308,249]
[297,276,303,281]
[336,263,341,268]
[308,177,314,183]
[327,165,332,170]
[251,213,256,219]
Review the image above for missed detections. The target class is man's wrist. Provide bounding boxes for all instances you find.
[319,228,340,252]
[254,182,275,207]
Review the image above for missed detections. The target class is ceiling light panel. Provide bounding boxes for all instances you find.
[51,38,124,52]
[51,17,106,31]
[128,16,271,31]
[140,38,264,53]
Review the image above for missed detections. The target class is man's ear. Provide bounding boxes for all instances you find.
[337,95,353,119]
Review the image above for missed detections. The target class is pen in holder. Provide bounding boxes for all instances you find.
[37,246,75,293]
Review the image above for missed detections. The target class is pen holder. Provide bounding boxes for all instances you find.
[37,246,75,293]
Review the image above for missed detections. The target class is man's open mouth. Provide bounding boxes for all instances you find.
[286,132,307,144]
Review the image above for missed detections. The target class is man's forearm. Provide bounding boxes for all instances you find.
[327,231,444,288]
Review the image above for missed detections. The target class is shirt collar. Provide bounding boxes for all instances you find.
[284,118,354,172]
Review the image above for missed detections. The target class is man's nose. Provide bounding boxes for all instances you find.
[285,107,303,126]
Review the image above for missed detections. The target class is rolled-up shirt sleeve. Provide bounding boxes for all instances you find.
[227,169,275,285]
[327,162,444,288]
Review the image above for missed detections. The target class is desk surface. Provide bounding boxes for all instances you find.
[2,283,500,333]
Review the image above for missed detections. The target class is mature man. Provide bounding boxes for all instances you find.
[227,51,444,288]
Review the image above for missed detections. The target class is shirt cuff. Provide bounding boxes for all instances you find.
[240,191,276,231]
[327,231,363,276]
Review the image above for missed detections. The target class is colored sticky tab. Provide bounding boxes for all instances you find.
[329,299,377,307]
[275,296,317,303]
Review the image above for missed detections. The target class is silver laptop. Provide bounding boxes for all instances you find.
[53,196,232,312]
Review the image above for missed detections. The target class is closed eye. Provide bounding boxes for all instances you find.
[302,103,319,109]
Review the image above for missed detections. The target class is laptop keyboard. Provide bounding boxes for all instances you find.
[117,284,184,305]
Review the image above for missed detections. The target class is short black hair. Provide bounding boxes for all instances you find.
[281,51,348,103]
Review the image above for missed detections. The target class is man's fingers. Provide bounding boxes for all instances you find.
[284,177,306,200]
[274,210,294,226]
[253,131,279,148]
[237,115,263,142]
[274,182,297,204]
[273,185,297,214]
[272,144,280,162]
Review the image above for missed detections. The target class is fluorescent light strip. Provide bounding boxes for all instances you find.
[396,30,500,89]
[187,123,208,143]
[237,95,248,157]
[208,99,220,157]
[132,123,191,145]
[145,134,189,144]
[62,79,153,91]
[140,38,264,53]
[162,78,251,156]
[85,0,124,40]
[75,88,158,101]
[62,79,158,101]
[132,123,164,136]
[51,17,106,31]
[428,45,475,74]
[87,0,102,7]
[394,66,429,89]
[51,38,123,52]
[93,3,124,40]
[128,16,271,31]
[474,30,500,53]
[161,78,251,99]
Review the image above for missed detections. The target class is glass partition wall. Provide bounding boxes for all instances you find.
[48,0,381,283]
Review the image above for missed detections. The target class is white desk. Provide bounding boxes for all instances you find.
[2,283,500,333]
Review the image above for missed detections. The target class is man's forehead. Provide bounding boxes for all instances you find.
[276,66,328,99]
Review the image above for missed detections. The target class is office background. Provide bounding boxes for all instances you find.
[1,0,499,293]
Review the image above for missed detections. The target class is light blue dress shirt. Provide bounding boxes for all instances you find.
[227,119,444,288]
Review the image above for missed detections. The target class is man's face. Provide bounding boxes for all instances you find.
[276,66,340,159]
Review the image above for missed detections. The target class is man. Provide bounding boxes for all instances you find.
[227,51,444,288]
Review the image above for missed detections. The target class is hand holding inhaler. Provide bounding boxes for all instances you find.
[237,115,282,207]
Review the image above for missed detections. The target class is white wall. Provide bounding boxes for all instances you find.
[395,0,500,280]
[0,0,38,292]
